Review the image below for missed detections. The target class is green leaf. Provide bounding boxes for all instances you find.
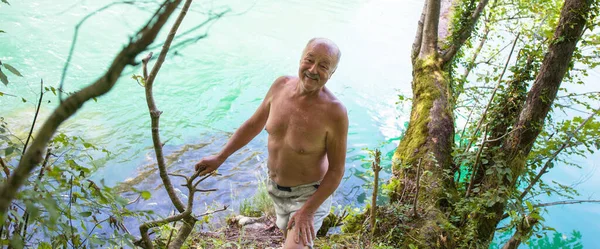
[21,97,26,103]
[37,242,52,249]
[79,211,92,217]
[0,30,5,33]
[0,69,8,86]
[0,92,3,96]
[526,201,534,212]
[3,63,22,77]
[83,142,93,148]
[1,0,9,6]
[141,191,151,200]
[4,146,14,156]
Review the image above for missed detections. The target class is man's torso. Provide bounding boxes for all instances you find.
[265,77,340,186]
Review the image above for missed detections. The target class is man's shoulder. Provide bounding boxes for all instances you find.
[321,88,347,121]
[273,75,297,86]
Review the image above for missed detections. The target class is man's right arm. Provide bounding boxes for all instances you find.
[196,76,288,175]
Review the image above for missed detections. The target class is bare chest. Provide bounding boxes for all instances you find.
[266,97,328,153]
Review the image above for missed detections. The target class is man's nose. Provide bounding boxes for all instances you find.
[308,64,317,73]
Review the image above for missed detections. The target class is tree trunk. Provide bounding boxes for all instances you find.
[474,0,592,243]
[386,0,592,247]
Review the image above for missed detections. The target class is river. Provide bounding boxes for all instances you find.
[1,0,598,248]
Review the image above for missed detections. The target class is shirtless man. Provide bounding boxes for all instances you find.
[195,38,348,249]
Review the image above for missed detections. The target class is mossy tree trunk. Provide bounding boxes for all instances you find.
[388,0,593,247]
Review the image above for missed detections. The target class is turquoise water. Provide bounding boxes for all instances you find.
[1,0,598,248]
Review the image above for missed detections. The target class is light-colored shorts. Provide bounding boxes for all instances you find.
[266,178,332,234]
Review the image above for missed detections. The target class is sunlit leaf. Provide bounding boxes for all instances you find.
[0,69,8,86]
[79,211,92,217]
[4,146,14,156]
[141,191,151,200]
[3,63,22,77]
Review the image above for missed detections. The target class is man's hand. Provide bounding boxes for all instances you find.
[287,208,315,246]
[194,155,225,176]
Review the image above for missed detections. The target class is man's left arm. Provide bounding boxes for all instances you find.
[288,104,348,245]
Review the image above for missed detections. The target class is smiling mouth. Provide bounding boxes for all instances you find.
[304,72,318,81]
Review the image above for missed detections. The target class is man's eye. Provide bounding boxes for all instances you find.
[320,65,328,69]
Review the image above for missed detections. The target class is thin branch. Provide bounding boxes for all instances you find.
[22,79,44,154]
[535,199,600,208]
[144,0,194,214]
[195,205,228,218]
[484,127,522,144]
[22,148,52,239]
[466,125,488,198]
[78,217,110,247]
[519,108,598,200]
[0,0,183,221]
[194,188,217,193]
[148,9,230,51]
[139,210,192,248]
[68,176,75,246]
[370,149,381,235]
[463,33,520,153]
[58,1,137,102]
[413,158,422,217]
[456,26,490,100]
[557,91,600,99]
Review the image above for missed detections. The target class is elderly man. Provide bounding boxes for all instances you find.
[195,38,348,248]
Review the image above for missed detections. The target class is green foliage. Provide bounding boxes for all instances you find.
[0,60,23,86]
[0,84,150,247]
[238,179,274,218]
[527,231,583,249]
[1,127,151,247]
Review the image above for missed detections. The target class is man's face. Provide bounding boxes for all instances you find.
[298,42,338,91]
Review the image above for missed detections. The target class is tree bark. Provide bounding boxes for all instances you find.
[388,0,592,247]
[475,0,593,243]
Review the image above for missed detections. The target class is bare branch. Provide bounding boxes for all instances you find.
[58,1,137,102]
[0,0,184,219]
[194,188,217,193]
[22,79,44,154]
[144,0,196,214]
[535,199,600,208]
[466,125,488,198]
[413,158,422,217]
[196,205,228,218]
[519,108,598,200]
[463,33,520,153]
[370,149,381,235]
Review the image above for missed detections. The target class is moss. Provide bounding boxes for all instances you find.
[341,207,368,234]
[392,56,445,171]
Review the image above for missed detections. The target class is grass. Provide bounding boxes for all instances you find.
[239,179,275,218]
